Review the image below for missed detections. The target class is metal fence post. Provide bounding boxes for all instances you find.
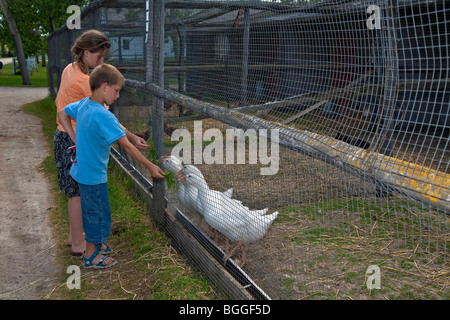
[151,0,166,228]
[241,7,250,107]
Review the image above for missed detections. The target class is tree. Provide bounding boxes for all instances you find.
[0,0,89,69]
[0,0,30,85]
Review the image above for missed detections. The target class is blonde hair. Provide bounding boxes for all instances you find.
[71,29,110,74]
[89,64,124,92]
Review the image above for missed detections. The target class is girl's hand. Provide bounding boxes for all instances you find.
[133,136,150,151]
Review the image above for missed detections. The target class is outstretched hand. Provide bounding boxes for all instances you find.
[133,136,150,151]
[149,163,165,179]
[125,130,150,151]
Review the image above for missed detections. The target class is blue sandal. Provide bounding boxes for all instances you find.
[82,250,117,269]
[97,243,113,254]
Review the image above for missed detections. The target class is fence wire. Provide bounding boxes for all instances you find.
[48,0,449,300]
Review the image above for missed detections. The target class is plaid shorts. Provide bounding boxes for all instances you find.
[53,129,80,198]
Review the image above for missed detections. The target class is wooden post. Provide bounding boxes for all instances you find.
[240,7,250,107]
[374,0,399,196]
[145,0,153,103]
[151,0,167,227]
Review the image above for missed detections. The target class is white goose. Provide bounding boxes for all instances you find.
[181,164,268,216]
[161,156,199,217]
[161,155,183,175]
[184,173,278,266]
[161,156,236,221]
[180,164,256,240]
[181,164,233,198]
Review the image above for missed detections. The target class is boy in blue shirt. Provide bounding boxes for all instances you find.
[58,64,165,269]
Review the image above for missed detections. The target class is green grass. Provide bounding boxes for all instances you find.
[0,61,49,87]
[275,198,449,299]
[20,95,219,300]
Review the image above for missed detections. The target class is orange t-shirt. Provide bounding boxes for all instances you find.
[55,63,125,133]
[55,63,91,133]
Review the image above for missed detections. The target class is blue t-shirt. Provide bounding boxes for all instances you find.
[65,97,126,185]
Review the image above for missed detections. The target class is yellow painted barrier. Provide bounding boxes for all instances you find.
[305,131,449,213]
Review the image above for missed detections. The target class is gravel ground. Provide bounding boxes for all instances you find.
[0,85,58,300]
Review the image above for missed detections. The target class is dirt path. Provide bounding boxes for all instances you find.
[0,86,58,299]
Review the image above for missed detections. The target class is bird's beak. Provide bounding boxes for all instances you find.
[176,169,186,181]
[157,156,169,165]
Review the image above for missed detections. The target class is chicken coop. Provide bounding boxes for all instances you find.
[47,0,449,300]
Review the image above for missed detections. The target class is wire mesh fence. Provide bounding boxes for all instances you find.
[48,0,449,299]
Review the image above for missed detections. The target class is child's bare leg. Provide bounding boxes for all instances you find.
[68,196,86,254]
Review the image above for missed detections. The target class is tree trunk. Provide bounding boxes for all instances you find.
[48,14,55,33]
[0,0,31,85]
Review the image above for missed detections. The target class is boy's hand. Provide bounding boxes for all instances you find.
[148,163,165,179]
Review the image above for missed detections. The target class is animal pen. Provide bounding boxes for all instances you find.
[47,0,449,299]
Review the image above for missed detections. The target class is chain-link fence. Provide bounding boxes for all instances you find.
[47,0,449,300]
